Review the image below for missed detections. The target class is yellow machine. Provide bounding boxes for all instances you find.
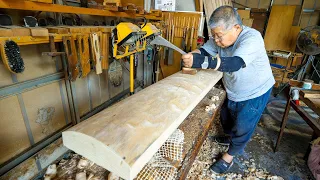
[112,22,160,94]
[142,23,161,46]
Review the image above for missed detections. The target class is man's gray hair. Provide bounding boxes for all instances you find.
[208,5,242,30]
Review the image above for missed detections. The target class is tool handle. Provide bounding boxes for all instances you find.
[189,17,196,51]
[91,33,102,74]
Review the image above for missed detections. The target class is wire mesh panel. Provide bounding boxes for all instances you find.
[136,129,184,180]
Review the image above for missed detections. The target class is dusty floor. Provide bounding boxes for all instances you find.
[187,94,318,180]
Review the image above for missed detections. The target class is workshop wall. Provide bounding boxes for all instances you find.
[176,0,196,11]
[234,0,320,28]
[0,11,148,179]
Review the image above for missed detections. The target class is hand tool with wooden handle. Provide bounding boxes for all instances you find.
[90,32,102,74]
[101,32,109,70]
[189,17,196,52]
[151,36,186,55]
[185,17,190,52]
[63,36,80,81]
[164,13,171,65]
[150,36,198,75]
[77,34,91,78]
[168,17,174,65]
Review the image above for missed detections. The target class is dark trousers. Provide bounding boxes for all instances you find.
[220,88,272,156]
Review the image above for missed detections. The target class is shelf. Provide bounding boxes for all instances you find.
[0,0,161,20]
[0,34,64,45]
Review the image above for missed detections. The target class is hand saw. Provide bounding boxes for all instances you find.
[150,36,198,75]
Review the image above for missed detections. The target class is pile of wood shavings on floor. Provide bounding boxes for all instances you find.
[186,130,284,180]
[43,153,108,180]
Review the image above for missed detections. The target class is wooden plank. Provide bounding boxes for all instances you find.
[203,0,232,36]
[264,5,296,51]
[0,28,13,37]
[29,27,49,37]
[300,96,320,117]
[47,27,69,34]
[195,0,200,11]
[26,0,52,3]
[242,18,254,27]
[289,79,320,90]
[0,0,161,20]
[247,0,259,8]
[62,70,223,180]
[259,0,271,8]
[237,9,250,19]
[288,26,301,52]
[1,26,31,36]
[300,90,320,99]
[303,0,316,9]
[178,88,226,179]
[290,99,320,135]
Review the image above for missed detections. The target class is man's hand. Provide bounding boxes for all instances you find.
[182,53,193,68]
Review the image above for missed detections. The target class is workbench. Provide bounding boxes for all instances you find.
[177,87,226,179]
[275,80,320,152]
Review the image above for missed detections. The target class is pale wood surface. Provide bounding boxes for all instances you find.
[203,0,232,36]
[301,90,320,99]
[264,5,296,51]
[63,70,222,180]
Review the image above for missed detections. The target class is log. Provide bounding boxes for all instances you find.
[62,70,222,180]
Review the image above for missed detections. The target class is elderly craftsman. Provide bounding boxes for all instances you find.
[182,6,275,173]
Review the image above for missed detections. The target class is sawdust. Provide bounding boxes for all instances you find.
[44,153,108,180]
[186,122,285,180]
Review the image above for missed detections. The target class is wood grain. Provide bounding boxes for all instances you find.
[288,26,300,52]
[264,5,296,51]
[77,34,91,78]
[63,36,80,81]
[63,70,222,180]
[300,90,320,99]
[203,0,232,36]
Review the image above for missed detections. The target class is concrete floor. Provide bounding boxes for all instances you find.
[229,94,317,179]
[187,93,318,179]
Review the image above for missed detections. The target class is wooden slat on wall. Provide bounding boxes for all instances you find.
[0,96,31,164]
[233,0,271,9]
[288,26,301,52]
[204,0,232,36]
[264,5,296,51]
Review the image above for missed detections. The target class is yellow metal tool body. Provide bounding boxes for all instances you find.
[112,22,148,95]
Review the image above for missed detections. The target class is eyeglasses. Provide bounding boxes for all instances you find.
[211,28,234,41]
[211,30,231,41]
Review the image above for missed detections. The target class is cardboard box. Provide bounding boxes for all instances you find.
[237,10,250,19]
[242,18,254,27]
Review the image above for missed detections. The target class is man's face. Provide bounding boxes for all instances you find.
[211,25,240,48]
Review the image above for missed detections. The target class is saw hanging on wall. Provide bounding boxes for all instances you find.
[76,34,91,78]
[90,32,102,75]
[63,36,80,81]
[0,40,25,74]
